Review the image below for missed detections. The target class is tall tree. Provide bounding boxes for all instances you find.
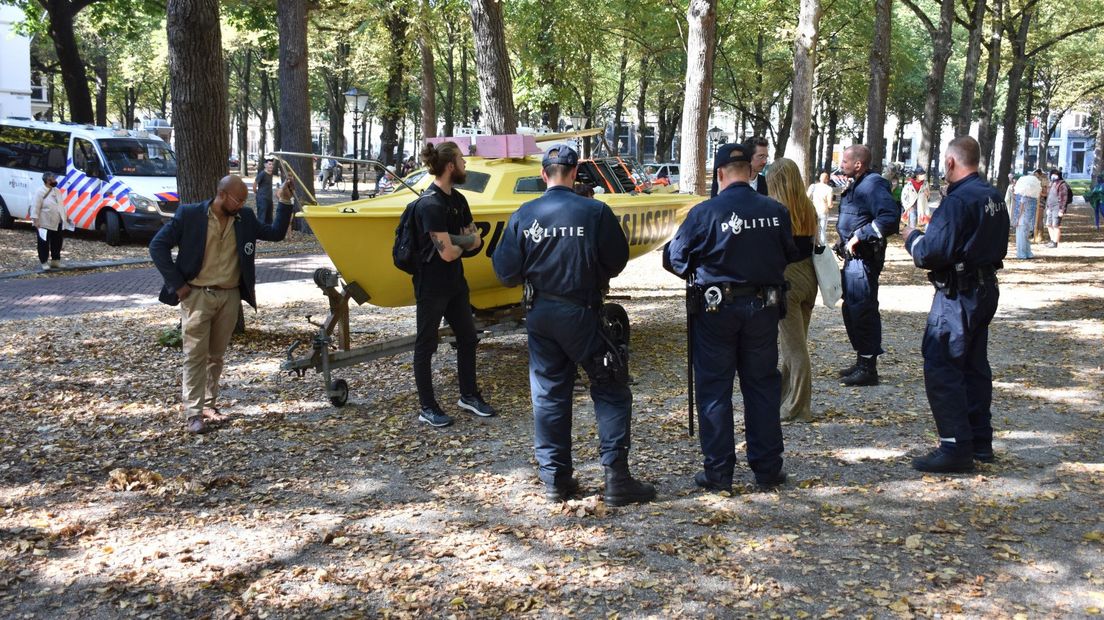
[32,0,101,123]
[277,0,313,224]
[166,0,227,202]
[902,0,955,174]
[679,0,717,196]
[977,0,1003,176]
[417,0,437,140]
[954,0,988,136]
[865,0,892,171]
[378,5,409,166]
[468,0,516,133]
[785,0,822,181]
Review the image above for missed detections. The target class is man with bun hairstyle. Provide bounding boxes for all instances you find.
[493,142,656,506]
[409,141,496,428]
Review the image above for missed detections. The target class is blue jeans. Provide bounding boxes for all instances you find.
[1012,196,1036,259]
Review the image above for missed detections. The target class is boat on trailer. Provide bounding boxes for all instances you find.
[272,129,703,405]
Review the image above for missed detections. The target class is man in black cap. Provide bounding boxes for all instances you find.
[664,143,801,493]
[493,142,656,507]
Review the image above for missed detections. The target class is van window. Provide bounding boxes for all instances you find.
[101,138,177,177]
[0,125,69,174]
[73,138,105,178]
[514,176,546,193]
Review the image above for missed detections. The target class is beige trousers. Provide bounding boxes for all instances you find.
[779,258,817,421]
[180,287,241,420]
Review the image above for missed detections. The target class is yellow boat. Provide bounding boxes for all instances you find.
[286,134,703,311]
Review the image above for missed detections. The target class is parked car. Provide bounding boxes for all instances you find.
[647,162,680,187]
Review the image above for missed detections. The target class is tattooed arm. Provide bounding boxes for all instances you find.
[430,231,463,262]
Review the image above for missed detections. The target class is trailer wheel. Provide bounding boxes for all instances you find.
[329,379,349,407]
[0,200,13,229]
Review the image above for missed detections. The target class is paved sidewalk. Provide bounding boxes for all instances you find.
[0,253,335,321]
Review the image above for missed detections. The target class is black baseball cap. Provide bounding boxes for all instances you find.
[542,142,579,167]
[714,143,752,168]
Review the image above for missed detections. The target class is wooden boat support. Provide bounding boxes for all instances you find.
[281,267,526,407]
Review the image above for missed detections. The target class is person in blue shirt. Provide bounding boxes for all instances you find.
[902,136,1010,473]
[664,143,801,493]
[835,144,901,386]
[1091,174,1104,230]
[492,143,656,506]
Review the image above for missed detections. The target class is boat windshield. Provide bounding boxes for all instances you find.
[101,138,178,177]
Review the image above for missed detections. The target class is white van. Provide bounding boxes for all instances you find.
[0,118,178,244]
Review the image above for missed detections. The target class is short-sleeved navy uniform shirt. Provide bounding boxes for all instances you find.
[414,182,474,296]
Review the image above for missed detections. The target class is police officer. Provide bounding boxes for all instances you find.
[663,143,801,492]
[835,144,900,386]
[492,143,656,506]
[902,136,1009,473]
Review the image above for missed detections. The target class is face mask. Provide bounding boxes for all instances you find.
[1050,175,1058,181]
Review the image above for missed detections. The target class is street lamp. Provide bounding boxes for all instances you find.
[344,87,371,200]
[568,114,587,131]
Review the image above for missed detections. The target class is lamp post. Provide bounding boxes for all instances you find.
[707,126,723,163]
[344,87,370,200]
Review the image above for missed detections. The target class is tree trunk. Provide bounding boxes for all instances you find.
[612,38,629,153]
[913,0,955,175]
[955,0,987,136]
[997,8,1034,195]
[379,7,408,166]
[786,0,821,182]
[678,0,717,196]
[468,0,516,134]
[1022,64,1036,170]
[323,41,347,157]
[418,0,437,141]
[259,72,269,158]
[775,88,794,160]
[1094,101,1104,180]
[461,45,470,126]
[277,0,313,230]
[237,49,251,176]
[977,0,1003,177]
[167,0,228,203]
[865,0,892,171]
[268,72,281,151]
[43,1,96,123]
[443,22,457,135]
[93,53,108,126]
[636,55,650,160]
[581,52,595,158]
[824,102,838,170]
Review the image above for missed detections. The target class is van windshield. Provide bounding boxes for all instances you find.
[101,138,178,177]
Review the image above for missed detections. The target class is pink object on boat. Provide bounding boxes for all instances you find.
[423,134,542,158]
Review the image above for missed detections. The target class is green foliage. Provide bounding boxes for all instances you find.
[157,327,182,348]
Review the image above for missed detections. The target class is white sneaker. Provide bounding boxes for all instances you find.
[40,262,50,271]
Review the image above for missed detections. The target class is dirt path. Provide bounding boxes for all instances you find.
[0,206,1101,618]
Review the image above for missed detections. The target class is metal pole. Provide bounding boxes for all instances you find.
[351,108,360,200]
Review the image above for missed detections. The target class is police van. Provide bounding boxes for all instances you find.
[0,118,178,244]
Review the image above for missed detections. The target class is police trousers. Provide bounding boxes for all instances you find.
[841,251,885,357]
[413,287,479,409]
[692,296,784,484]
[526,298,631,486]
[922,280,999,449]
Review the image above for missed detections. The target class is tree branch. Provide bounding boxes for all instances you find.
[1027,19,1104,57]
[900,0,937,35]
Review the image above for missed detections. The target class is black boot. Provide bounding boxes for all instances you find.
[545,477,581,502]
[603,458,656,507]
[841,355,879,386]
[972,440,995,463]
[837,354,862,378]
[912,443,975,473]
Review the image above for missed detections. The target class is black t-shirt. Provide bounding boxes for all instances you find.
[413,182,473,297]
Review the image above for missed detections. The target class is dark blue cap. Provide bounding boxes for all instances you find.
[714,143,752,168]
[542,142,579,167]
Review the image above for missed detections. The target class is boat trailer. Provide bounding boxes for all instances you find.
[281,267,527,406]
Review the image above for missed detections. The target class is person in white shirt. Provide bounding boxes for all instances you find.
[1011,171,1042,259]
[30,171,70,271]
[806,172,834,245]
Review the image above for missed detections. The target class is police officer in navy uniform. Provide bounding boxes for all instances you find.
[903,136,1010,473]
[664,143,801,492]
[492,143,656,506]
[835,144,900,386]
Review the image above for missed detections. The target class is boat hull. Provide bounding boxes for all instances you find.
[301,159,702,310]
